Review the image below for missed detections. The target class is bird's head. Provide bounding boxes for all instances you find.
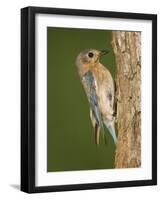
[76,49,109,66]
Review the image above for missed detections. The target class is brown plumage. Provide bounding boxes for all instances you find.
[76,49,117,145]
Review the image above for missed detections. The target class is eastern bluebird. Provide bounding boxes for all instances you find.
[75,49,117,145]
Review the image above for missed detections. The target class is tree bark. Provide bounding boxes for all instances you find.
[111,31,141,168]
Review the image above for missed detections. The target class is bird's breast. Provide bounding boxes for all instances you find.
[92,64,114,91]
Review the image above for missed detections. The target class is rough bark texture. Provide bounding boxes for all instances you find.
[111,31,141,168]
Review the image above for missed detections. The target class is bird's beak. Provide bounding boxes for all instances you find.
[99,50,110,56]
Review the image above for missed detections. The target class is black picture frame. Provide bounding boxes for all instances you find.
[21,6,157,193]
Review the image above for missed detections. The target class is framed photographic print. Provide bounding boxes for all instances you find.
[21,6,157,193]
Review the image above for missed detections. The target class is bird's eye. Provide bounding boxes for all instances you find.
[88,52,94,58]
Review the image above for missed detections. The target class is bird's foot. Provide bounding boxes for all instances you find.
[113,112,118,123]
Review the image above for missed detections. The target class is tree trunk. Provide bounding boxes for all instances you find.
[111,31,141,168]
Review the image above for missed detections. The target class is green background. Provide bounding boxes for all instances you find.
[47,27,116,172]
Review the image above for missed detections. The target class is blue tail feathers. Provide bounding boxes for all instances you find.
[107,125,117,144]
[104,121,117,145]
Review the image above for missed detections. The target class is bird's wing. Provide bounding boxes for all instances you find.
[84,70,103,127]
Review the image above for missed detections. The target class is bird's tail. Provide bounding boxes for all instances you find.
[104,121,117,145]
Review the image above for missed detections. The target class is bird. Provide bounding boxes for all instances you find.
[75,49,117,145]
